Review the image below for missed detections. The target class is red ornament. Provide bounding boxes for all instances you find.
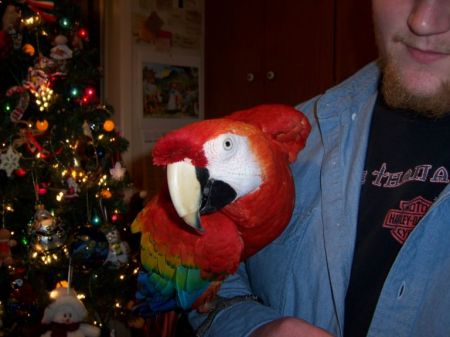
[15,168,27,177]
[36,182,49,195]
[78,28,88,39]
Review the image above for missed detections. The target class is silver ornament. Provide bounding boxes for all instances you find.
[28,205,67,252]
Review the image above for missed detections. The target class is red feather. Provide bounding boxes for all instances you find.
[228,104,311,163]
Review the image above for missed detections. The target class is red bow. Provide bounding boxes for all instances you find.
[25,0,57,23]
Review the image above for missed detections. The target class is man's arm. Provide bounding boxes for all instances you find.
[189,263,334,337]
[189,263,283,337]
[250,317,335,337]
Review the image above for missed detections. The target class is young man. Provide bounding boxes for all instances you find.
[190,1,450,336]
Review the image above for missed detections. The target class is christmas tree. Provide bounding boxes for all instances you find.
[0,1,146,336]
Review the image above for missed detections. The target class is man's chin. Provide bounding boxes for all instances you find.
[380,59,450,118]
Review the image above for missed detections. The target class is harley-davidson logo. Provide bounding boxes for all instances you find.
[383,196,432,244]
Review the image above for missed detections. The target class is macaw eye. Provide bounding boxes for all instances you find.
[223,138,233,151]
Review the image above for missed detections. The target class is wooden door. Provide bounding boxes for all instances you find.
[204,0,378,119]
[204,0,264,118]
[205,0,335,118]
[263,0,335,106]
[334,0,377,82]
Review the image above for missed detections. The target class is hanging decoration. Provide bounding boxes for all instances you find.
[0,146,22,177]
[40,285,101,337]
[5,86,30,122]
[28,204,69,266]
[103,226,129,269]
[6,269,39,321]
[23,0,57,23]
[109,162,126,181]
[0,228,17,267]
[71,225,108,272]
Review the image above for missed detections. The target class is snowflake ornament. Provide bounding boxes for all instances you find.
[0,146,22,177]
[110,162,126,181]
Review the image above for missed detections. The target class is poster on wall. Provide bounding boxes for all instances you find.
[135,50,203,147]
[142,61,200,118]
[131,0,203,54]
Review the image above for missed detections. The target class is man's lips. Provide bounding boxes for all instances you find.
[407,45,450,64]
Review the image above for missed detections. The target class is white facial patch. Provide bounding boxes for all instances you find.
[203,133,262,199]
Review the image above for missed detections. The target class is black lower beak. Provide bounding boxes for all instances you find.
[196,167,237,214]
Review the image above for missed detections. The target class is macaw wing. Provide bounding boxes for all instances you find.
[227,104,311,162]
[134,255,210,313]
[131,186,243,314]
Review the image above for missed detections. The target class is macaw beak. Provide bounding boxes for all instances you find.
[167,161,237,233]
[167,161,203,232]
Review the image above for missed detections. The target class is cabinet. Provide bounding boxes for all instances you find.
[204,0,377,118]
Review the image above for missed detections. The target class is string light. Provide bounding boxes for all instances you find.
[56,192,64,202]
[59,17,71,29]
[85,87,95,96]
[33,85,54,111]
[70,87,80,97]
[98,174,108,186]
[78,27,88,39]
[22,15,41,27]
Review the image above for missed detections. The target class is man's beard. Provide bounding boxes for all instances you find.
[377,37,450,118]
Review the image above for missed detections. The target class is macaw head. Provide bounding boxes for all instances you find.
[152,104,311,234]
[153,118,268,232]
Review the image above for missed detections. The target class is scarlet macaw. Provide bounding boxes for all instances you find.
[131,104,310,314]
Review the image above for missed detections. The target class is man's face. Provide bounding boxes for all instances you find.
[373,0,450,116]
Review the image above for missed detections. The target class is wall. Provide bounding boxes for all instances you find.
[103,0,204,195]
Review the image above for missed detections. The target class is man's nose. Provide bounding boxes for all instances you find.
[407,0,450,36]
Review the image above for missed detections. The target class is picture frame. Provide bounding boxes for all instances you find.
[133,48,204,148]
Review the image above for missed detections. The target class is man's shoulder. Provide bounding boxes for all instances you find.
[330,61,380,96]
[297,61,380,115]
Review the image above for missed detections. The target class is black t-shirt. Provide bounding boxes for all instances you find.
[344,95,450,337]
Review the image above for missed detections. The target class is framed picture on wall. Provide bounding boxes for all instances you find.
[134,48,204,147]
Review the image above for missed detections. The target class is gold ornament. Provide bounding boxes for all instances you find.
[36,119,49,132]
[22,43,35,56]
[100,189,112,199]
[103,119,115,132]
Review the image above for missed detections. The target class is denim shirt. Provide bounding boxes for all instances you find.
[189,62,450,337]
